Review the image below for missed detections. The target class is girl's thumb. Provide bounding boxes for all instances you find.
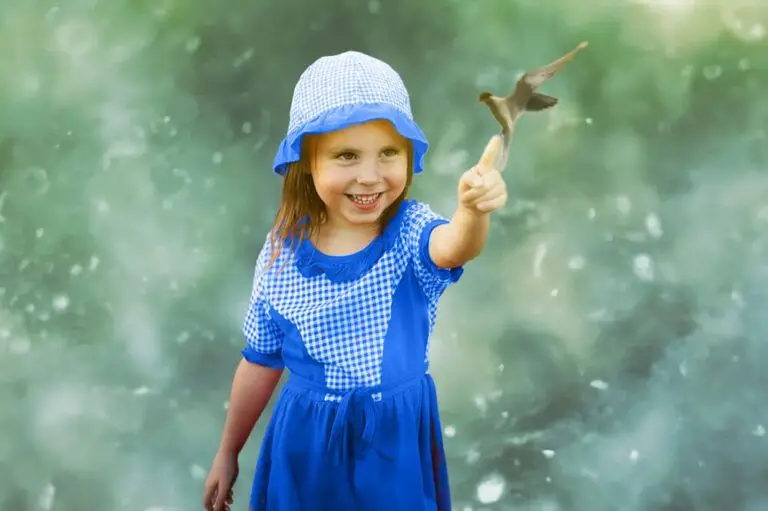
[477,135,502,174]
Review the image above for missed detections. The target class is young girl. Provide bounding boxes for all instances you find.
[203,50,507,511]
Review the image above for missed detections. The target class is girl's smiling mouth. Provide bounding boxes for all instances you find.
[346,193,383,209]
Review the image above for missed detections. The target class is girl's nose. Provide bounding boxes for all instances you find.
[355,160,382,184]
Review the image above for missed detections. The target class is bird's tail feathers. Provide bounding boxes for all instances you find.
[524,93,558,111]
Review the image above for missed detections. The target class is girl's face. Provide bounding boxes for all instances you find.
[309,119,409,231]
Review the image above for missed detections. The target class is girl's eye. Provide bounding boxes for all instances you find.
[336,151,357,161]
[381,148,400,158]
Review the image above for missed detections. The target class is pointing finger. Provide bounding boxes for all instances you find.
[477,135,503,175]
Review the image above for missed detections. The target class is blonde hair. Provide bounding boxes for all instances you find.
[267,135,414,269]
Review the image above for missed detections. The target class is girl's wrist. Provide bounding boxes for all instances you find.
[455,204,490,223]
[217,444,241,457]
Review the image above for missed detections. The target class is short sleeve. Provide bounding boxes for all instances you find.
[240,233,285,369]
[401,200,464,300]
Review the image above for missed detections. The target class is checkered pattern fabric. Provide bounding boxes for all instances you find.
[242,239,285,358]
[242,201,454,396]
[286,51,415,137]
[399,204,453,362]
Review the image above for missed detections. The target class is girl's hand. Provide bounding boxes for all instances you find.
[457,135,508,215]
[203,449,239,511]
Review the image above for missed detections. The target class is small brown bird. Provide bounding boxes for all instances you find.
[479,41,588,171]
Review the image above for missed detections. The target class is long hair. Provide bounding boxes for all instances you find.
[267,135,414,269]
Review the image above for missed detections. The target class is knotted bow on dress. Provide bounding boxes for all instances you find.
[285,373,434,465]
[328,386,385,465]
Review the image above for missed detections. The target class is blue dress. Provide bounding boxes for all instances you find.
[241,199,463,511]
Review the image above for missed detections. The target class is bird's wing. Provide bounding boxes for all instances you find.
[506,79,533,112]
[523,41,588,89]
[508,78,533,105]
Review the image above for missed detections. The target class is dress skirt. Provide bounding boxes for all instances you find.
[248,372,451,511]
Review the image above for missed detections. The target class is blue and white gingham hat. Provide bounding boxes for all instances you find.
[272,51,429,175]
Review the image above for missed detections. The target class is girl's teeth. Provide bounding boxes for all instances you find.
[351,194,380,204]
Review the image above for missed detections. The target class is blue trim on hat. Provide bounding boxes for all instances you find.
[272,102,429,176]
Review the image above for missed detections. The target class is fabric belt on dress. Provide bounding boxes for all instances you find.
[284,372,428,466]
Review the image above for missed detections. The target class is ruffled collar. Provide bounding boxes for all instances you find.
[287,200,410,283]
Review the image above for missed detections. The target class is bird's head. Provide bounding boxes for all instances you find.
[478,92,492,103]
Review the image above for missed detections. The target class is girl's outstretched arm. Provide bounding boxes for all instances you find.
[430,208,490,268]
[218,359,283,455]
[430,135,507,268]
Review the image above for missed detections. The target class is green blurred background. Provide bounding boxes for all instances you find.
[2,0,767,509]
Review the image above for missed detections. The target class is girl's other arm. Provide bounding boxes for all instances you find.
[218,359,282,455]
[204,360,280,511]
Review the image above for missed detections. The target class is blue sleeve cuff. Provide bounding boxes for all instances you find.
[241,345,285,369]
[418,218,464,284]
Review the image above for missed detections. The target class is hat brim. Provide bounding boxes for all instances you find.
[272,102,429,176]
